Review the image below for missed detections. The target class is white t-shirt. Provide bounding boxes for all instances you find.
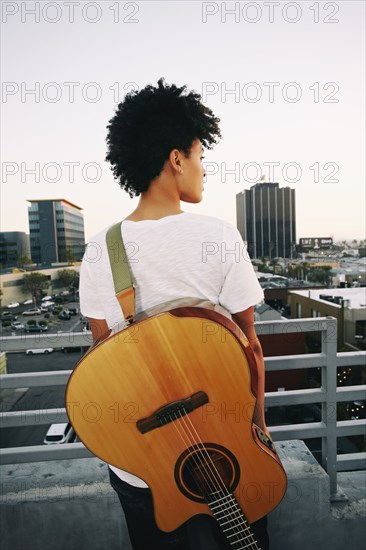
[79,212,264,487]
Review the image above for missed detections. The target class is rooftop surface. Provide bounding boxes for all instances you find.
[291,287,366,309]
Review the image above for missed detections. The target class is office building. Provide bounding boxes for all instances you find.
[290,288,366,349]
[28,199,85,264]
[236,181,296,259]
[0,232,30,267]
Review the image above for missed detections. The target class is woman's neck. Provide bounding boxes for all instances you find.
[125,177,182,221]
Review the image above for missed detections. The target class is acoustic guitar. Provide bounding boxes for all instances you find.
[65,301,287,549]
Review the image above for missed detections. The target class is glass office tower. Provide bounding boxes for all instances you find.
[236,182,296,259]
[28,199,85,264]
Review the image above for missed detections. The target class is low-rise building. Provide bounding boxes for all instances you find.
[290,287,366,349]
[0,265,80,306]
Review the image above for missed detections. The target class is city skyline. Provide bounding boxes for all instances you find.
[1,1,365,242]
[2,191,365,250]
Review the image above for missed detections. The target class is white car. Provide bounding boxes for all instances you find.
[41,296,52,302]
[41,302,55,312]
[44,422,75,444]
[26,348,54,355]
[11,321,24,330]
[7,302,20,309]
[23,308,41,316]
[23,299,33,305]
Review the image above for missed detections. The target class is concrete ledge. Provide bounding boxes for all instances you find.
[269,440,330,550]
[0,441,365,550]
[0,458,132,550]
[269,440,366,550]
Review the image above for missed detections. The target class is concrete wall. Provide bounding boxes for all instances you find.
[0,331,93,353]
[0,458,132,550]
[0,441,365,550]
[269,441,366,550]
[0,265,80,307]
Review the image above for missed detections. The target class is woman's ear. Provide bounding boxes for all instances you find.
[169,149,184,174]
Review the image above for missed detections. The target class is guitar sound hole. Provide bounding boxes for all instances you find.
[174,443,240,503]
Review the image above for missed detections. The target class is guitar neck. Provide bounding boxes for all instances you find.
[207,491,260,550]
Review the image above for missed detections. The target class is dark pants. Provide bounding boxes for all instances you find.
[109,468,269,550]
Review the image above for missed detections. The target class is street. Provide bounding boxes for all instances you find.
[0,351,82,448]
[0,297,88,448]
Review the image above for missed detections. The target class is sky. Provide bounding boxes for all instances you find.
[1,0,365,242]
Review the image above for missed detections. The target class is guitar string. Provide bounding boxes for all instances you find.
[166,409,259,550]
[171,410,259,550]
[163,412,253,550]
[178,408,260,550]
[179,415,260,550]
[159,413,219,510]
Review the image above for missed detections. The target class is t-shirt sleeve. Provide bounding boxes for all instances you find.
[79,246,106,320]
[219,222,264,314]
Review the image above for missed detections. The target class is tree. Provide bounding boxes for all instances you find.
[17,255,32,269]
[270,257,281,274]
[308,266,332,285]
[22,272,49,300]
[299,262,310,281]
[57,269,79,290]
[65,248,75,265]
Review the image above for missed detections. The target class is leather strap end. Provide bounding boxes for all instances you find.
[116,287,135,322]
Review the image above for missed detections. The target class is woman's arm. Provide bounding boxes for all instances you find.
[232,306,268,435]
[88,317,110,343]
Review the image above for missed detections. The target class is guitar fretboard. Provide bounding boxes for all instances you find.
[207,490,260,550]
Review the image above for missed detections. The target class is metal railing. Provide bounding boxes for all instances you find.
[0,317,365,498]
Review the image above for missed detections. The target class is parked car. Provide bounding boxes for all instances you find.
[23,299,33,305]
[23,308,41,316]
[42,295,52,302]
[43,422,74,444]
[41,302,54,312]
[68,307,79,315]
[1,312,17,322]
[26,348,53,355]
[7,302,20,309]
[59,311,71,321]
[24,324,48,333]
[11,321,24,330]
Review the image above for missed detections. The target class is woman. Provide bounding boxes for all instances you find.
[79,78,269,549]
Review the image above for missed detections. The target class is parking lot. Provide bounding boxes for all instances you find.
[0,297,85,337]
[0,296,89,448]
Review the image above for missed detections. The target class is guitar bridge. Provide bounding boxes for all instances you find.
[136,391,209,434]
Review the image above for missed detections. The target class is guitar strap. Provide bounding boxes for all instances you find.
[106,222,135,324]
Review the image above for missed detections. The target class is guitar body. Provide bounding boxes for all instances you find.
[66,304,287,534]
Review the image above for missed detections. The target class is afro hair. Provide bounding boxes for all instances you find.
[105,78,221,197]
